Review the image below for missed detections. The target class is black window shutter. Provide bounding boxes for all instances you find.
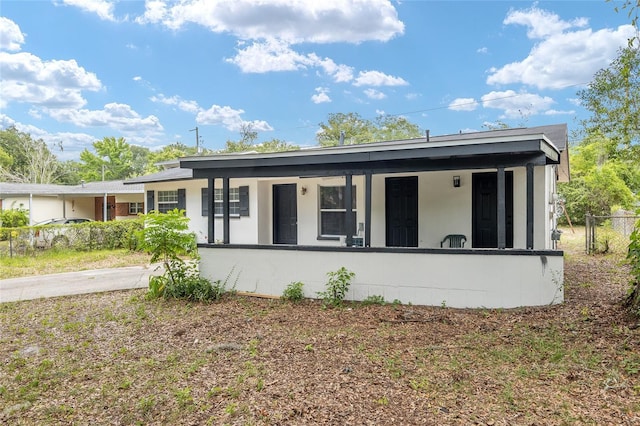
[177,188,186,211]
[239,186,249,217]
[201,188,208,216]
[146,190,155,213]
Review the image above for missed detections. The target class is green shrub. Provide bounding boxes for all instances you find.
[626,217,640,315]
[137,209,217,301]
[0,205,29,240]
[282,281,304,301]
[361,295,386,306]
[317,267,355,308]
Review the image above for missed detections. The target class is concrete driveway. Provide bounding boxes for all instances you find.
[0,264,163,303]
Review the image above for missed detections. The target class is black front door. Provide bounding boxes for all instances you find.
[472,172,513,248]
[273,184,297,244]
[385,176,418,247]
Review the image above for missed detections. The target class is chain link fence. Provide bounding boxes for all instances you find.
[0,219,144,258]
[585,210,639,255]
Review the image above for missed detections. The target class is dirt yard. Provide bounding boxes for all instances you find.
[1,230,638,425]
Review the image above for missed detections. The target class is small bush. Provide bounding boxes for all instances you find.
[361,295,386,306]
[317,267,355,308]
[282,281,304,301]
[0,205,29,240]
[626,218,640,315]
[138,209,219,302]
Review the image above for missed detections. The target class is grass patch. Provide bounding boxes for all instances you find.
[0,249,151,279]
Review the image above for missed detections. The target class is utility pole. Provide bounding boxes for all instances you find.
[190,127,202,154]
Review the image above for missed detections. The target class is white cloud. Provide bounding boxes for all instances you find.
[353,70,408,87]
[481,90,555,119]
[136,0,404,44]
[0,51,101,109]
[148,93,274,133]
[543,109,575,116]
[448,98,478,112]
[477,47,488,54]
[311,87,331,104]
[227,39,312,73]
[364,88,386,100]
[60,0,117,22]
[405,92,420,100]
[315,56,354,83]
[488,7,636,89]
[196,104,273,132]
[504,6,588,39]
[0,17,24,52]
[151,94,200,114]
[47,103,164,134]
[227,39,356,84]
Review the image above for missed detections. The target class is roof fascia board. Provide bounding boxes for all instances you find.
[182,139,552,172]
[192,153,548,179]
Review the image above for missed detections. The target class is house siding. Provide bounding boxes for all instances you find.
[145,179,258,244]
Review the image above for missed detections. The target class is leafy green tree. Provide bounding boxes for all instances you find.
[56,160,82,185]
[316,113,422,147]
[78,137,134,181]
[130,145,151,177]
[606,0,640,316]
[254,138,300,153]
[559,134,638,223]
[0,126,62,183]
[372,115,422,141]
[145,143,196,173]
[0,146,12,169]
[221,124,299,154]
[317,112,374,146]
[578,45,640,161]
[223,123,259,153]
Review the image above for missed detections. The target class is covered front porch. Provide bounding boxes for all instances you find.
[181,125,568,307]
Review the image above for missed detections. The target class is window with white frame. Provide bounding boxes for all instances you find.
[129,202,144,215]
[319,186,356,237]
[202,186,249,217]
[157,190,178,213]
[214,187,240,216]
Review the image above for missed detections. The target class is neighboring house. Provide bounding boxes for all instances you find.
[0,180,145,224]
[127,124,570,309]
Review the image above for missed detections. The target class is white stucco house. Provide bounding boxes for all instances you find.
[126,124,570,309]
[0,180,145,224]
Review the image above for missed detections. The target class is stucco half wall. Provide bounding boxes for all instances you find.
[198,246,564,309]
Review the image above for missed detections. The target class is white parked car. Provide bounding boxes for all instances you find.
[34,218,93,248]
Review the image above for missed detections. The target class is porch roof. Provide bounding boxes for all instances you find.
[180,124,567,179]
[0,180,144,197]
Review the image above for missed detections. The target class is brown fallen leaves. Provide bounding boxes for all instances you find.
[1,248,638,425]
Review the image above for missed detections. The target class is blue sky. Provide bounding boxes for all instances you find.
[0,0,635,160]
